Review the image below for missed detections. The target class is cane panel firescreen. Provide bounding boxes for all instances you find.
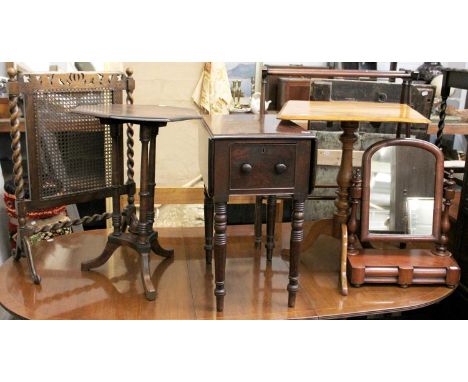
[7,69,135,284]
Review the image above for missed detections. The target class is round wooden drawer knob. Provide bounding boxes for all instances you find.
[275,163,287,174]
[241,163,253,174]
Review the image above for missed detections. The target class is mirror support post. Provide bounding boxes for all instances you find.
[434,170,455,257]
[348,169,362,254]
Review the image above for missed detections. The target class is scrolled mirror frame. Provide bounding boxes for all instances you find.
[360,138,444,243]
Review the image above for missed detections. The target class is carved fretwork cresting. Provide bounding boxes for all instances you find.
[17,72,127,93]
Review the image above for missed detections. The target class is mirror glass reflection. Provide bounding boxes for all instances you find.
[368,145,435,236]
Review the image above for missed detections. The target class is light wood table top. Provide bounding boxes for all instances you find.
[0,223,453,320]
[278,100,431,124]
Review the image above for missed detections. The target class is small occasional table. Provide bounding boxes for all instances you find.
[73,104,201,300]
[278,100,431,294]
[198,114,317,312]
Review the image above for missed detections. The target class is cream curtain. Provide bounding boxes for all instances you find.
[192,62,233,114]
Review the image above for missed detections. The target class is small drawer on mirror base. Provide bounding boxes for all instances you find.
[347,249,461,288]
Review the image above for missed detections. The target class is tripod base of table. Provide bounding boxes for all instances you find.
[81,230,173,300]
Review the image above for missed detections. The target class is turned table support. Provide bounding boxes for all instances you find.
[333,121,359,236]
[82,122,174,301]
[73,104,201,301]
[138,125,151,245]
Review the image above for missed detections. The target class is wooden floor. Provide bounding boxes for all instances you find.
[0,222,454,320]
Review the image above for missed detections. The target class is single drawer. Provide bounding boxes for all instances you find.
[229,143,296,191]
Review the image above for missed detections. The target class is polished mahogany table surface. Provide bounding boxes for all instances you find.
[202,113,312,138]
[277,100,431,124]
[0,223,453,320]
[73,104,202,123]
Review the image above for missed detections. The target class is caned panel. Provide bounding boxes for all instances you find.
[33,89,113,200]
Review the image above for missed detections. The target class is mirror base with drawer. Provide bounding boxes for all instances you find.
[347,249,460,288]
[344,138,461,289]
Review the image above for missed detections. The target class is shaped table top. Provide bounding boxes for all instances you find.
[201,113,315,139]
[278,100,431,124]
[73,104,202,124]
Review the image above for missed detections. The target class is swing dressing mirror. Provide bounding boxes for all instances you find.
[361,139,444,242]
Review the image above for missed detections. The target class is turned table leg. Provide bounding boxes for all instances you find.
[81,123,122,272]
[214,201,227,312]
[254,196,263,248]
[137,125,157,300]
[111,123,123,237]
[204,189,214,264]
[333,121,359,236]
[138,125,151,248]
[288,198,305,308]
[147,126,173,258]
[265,195,277,261]
[146,128,158,232]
